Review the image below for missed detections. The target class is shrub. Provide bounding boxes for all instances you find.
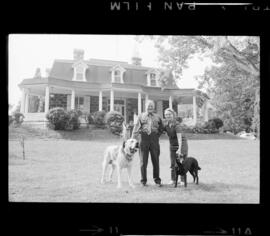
[46,107,69,130]
[87,113,94,125]
[93,110,106,128]
[65,110,81,130]
[176,124,194,133]
[193,118,224,134]
[9,115,14,126]
[105,111,124,135]
[175,116,183,124]
[12,112,24,126]
[211,118,224,129]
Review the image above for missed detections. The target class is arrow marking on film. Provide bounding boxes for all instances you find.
[80,225,104,235]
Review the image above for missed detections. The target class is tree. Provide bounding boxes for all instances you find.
[138,36,260,134]
[199,63,258,133]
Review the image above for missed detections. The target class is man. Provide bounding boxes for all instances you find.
[132,100,164,187]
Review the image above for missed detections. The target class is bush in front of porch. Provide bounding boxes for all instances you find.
[92,111,106,129]
[9,112,25,127]
[46,107,81,131]
[65,110,81,130]
[105,111,124,136]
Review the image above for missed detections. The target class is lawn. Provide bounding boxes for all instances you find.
[8,125,260,203]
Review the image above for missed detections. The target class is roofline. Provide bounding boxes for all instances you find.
[53,59,155,70]
[18,77,197,92]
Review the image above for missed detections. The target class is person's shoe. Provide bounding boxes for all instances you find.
[155,182,162,187]
[141,182,147,187]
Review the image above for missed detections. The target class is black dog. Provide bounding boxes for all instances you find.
[174,154,201,187]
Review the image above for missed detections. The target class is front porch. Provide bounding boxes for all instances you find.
[20,83,210,126]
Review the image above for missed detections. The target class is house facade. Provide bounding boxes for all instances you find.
[19,49,212,125]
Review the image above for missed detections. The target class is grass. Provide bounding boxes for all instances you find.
[8,125,259,203]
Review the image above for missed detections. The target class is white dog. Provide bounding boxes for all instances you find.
[101,138,139,188]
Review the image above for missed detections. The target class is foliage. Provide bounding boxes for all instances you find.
[9,115,14,126]
[87,113,94,125]
[176,124,194,133]
[200,63,258,134]
[204,118,223,130]
[193,123,218,134]
[176,118,223,134]
[93,110,106,128]
[11,112,25,127]
[175,116,183,124]
[251,88,260,138]
[105,111,125,135]
[65,110,81,130]
[46,107,69,130]
[46,108,82,130]
[139,36,260,135]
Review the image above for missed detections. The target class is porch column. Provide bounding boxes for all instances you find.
[169,95,173,109]
[193,95,197,125]
[203,100,209,122]
[45,86,50,113]
[71,89,75,110]
[20,88,26,113]
[24,90,29,113]
[145,94,149,105]
[99,91,103,111]
[138,92,141,115]
[110,89,114,111]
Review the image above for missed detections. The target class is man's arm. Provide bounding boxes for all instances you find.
[131,114,141,139]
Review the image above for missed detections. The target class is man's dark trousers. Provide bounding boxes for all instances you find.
[139,132,161,184]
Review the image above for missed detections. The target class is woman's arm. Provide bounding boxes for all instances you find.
[158,117,165,137]
[176,125,188,156]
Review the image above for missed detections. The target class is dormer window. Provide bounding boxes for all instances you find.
[146,69,160,87]
[114,70,121,83]
[111,65,126,83]
[72,61,88,82]
[150,73,157,86]
[75,66,84,81]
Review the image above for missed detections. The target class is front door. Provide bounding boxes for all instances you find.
[114,103,125,117]
[108,99,125,118]
[75,96,84,111]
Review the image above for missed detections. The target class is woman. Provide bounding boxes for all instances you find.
[163,108,188,185]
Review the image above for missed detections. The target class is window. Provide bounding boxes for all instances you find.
[146,70,159,87]
[150,73,156,86]
[114,70,121,83]
[76,66,84,81]
[72,61,88,81]
[111,65,126,83]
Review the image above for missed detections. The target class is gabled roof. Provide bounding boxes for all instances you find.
[72,60,88,68]
[110,64,126,72]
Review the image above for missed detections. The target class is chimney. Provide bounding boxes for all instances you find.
[73,49,84,61]
[34,68,42,78]
[131,43,142,66]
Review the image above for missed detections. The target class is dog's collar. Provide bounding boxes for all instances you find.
[122,148,133,162]
[125,153,133,161]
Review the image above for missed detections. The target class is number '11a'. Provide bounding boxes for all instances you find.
[232,227,252,235]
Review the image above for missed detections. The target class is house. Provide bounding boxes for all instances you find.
[18,49,211,126]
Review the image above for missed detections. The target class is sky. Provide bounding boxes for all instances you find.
[8,34,213,107]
